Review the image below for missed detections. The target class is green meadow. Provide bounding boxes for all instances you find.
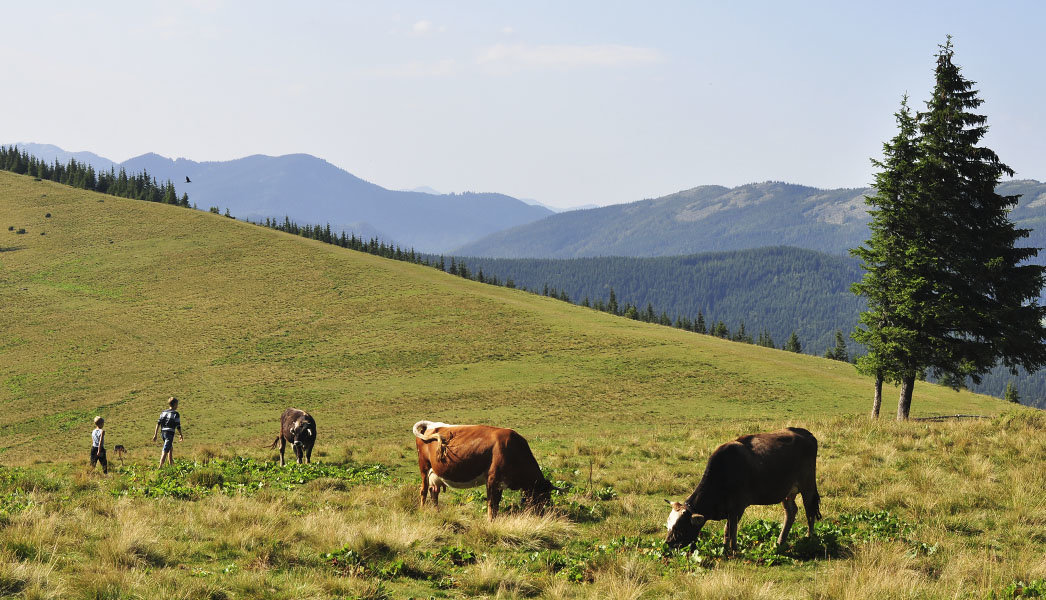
[1,171,1043,599]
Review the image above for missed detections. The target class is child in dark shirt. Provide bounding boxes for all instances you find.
[152,396,183,467]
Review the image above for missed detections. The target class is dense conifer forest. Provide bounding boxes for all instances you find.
[455,249,866,355]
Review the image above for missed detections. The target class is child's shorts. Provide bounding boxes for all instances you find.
[90,446,107,471]
[161,429,175,452]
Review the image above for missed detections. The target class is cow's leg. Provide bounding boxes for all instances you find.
[486,480,503,520]
[419,462,431,508]
[800,467,822,537]
[278,437,286,466]
[305,445,312,464]
[725,508,745,554]
[723,519,735,554]
[295,444,304,464]
[779,496,798,547]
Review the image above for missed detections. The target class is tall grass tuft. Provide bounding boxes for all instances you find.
[466,510,575,550]
[458,557,540,598]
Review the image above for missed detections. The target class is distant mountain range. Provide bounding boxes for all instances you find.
[10,143,554,253]
[454,180,1046,258]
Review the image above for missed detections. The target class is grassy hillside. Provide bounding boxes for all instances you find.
[1,171,1007,464]
[1,171,1041,599]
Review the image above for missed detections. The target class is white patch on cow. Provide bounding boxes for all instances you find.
[428,468,488,490]
[666,507,686,531]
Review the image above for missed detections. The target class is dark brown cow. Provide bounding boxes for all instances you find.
[270,408,317,466]
[665,427,822,552]
[413,420,554,520]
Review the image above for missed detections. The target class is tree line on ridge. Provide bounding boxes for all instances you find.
[0,145,189,207]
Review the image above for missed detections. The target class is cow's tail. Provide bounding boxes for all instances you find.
[803,435,823,522]
[413,421,450,460]
[805,486,823,521]
[269,436,280,450]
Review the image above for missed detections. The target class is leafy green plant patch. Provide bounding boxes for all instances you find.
[111,458,388,500]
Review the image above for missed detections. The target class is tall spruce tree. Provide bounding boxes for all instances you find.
[853,38,1046,420]
[852,97,919,418]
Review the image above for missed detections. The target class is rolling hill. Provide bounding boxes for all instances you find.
[454,180,1046,258]
[10,143,555,253]
[0,169,1007,464]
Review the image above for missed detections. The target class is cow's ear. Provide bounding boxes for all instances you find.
[690,513,706,525]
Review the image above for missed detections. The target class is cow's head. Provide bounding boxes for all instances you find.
[289,420,313,448]
[523,477,555,509]
[664,500,706,548]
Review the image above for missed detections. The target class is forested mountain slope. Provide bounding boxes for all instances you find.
[0,170,1007,464]
[458,247,865,356]
[455,180,1046,258]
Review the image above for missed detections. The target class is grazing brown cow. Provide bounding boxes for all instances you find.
[270,408,317,466]
[413,420,554,520]
[665,427,822,552]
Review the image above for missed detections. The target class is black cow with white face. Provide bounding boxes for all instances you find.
[665,427,821,553]
[270,408,317,466]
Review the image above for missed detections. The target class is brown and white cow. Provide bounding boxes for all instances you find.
[413,420,555,520]
[665,427,822,552]
[270,408,317,466]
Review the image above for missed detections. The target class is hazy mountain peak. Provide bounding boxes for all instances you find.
[409,186,441,195]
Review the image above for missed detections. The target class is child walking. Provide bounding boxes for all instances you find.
[152,396,183,467]
[90,416,108,474]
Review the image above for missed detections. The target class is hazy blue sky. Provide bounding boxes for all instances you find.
[2,1,1043,208]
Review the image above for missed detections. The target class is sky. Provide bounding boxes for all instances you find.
[1,1,1043,209]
